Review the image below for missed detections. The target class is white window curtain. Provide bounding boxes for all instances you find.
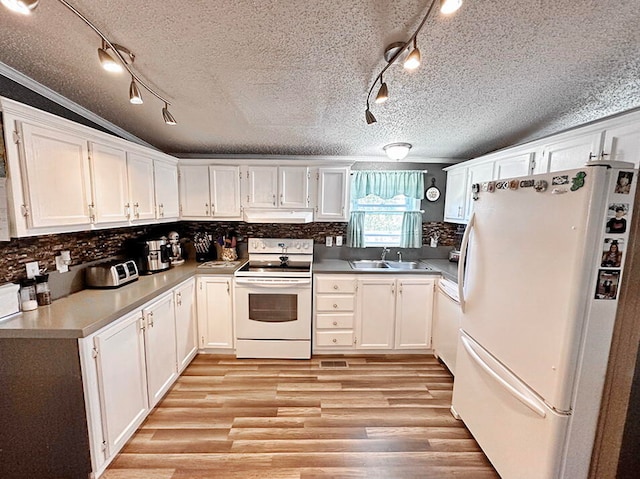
[348,171,424,248]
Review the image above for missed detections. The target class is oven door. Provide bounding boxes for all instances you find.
[234,277,312,340]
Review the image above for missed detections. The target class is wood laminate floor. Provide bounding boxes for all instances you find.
[104,355,499,479]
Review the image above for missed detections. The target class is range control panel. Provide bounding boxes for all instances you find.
[248,238,314,254]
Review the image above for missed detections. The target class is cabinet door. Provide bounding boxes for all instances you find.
[602,121,640,168]
[443,167,468,223]
[93,310,148,457]
[247,166,278,207]
[356,277,396,349]
[395,278,435,349]
[316,167,349,221]
[179,165,211,218]
[540,131,603,173]
[197,277,234,349]
[19,121,92,227]
[494,152,534,180]
[143,292,178,408]
[154,161,179,220]
[279,166,309,208]
[465,162,494,221]
[210,165,242,218]
[89,141,130,224]
[175,278,197,373]
[127,152,156,222]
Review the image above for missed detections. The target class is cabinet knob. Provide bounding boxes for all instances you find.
[332,338,337,343]
[333,303,338,309]
[333,285,339,290]
[333,321,338,326]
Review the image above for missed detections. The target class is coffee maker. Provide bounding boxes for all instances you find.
[134,238,171,274]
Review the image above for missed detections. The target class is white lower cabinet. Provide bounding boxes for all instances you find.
[197,276,234,350]
[175,278,198,372]
[143,292,178,408]
[80,279,197,477]
[313,274,435,353]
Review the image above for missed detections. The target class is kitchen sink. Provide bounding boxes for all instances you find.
[349,260,433,271]
[349,260,389,269]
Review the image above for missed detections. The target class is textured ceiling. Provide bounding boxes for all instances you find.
[0,0,639,161]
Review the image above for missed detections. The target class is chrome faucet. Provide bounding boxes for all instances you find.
[397,251,403,262]
[381,247,390,261]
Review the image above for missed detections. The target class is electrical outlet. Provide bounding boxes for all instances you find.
[335,236,343,246]
[325,236,333,247]
[25,261,39,278]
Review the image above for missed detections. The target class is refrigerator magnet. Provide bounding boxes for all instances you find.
[495,181,509,190]
[601,238,624,268]
[606,203,629,234]
[519,179,535,188]
[614,171,633,195]
[534,180,548,192]
[570,171,587,191]
[595,269,620,300]
[552,175,569,185]
[487,181,496,192]
[509,179,519,190]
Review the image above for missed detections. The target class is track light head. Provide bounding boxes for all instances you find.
[162,103,177,125]
[375,81,389,104]
[365,109,377,125]
[98,41,123,73]
[129,78,143,104]
[1,0,39,15]
[403,39,421,70]
[440,0,463,15]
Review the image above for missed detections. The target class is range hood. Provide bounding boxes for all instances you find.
[243,209,313,224]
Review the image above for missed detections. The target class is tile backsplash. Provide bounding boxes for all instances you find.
[0,221,460,284]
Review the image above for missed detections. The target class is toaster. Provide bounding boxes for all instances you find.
[86,260,139,289]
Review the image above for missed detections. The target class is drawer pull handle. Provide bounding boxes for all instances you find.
[332,338,337,343]
[333,285,339,290]
[333,304,338,308]
[333,321,338,326]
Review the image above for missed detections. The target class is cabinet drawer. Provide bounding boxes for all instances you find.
[316,330,354,347]
[316,313,354,329]
[316,295,355,312]
[316,276,356,294]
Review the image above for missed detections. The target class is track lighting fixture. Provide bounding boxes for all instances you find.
[0,0,39,15]
[162,103,177,126]
[364,0,463,124]
[383,143,412,161]
[2,0,176,126]
[375,78,388,104]
[129,78,143,104]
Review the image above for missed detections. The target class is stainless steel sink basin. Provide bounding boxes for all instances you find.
[383,261,420,270]
[349,260,389,269]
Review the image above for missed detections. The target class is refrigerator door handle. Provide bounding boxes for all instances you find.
[461,334,548,418]
[457,212,475,313]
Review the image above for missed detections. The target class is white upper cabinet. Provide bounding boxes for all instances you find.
[539,130,604,173]
[494,152,534,179]
[600,117,640,168]
[210,166,242,218]
[154,160,179,220]
[126,152,156,223]
[179,164,242,220]
[464,161,494,222]
[443,167,468,223]
[246,165,279,207]
[18,121,92,228]
[89,141,130,225]
[279,166,309,208]
[316,167,350,221]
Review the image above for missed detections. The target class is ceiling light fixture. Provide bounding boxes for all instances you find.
[365,0,463,124]
[0,0,39,15]
[383,143,412,161]
[2,0,176,126]
[129,78,143,104]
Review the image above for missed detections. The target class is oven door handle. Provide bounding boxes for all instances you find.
[234,278,311,287]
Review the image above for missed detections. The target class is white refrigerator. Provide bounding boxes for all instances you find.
[451,162,636,479]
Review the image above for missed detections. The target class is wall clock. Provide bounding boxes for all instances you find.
[425,178,441,202]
